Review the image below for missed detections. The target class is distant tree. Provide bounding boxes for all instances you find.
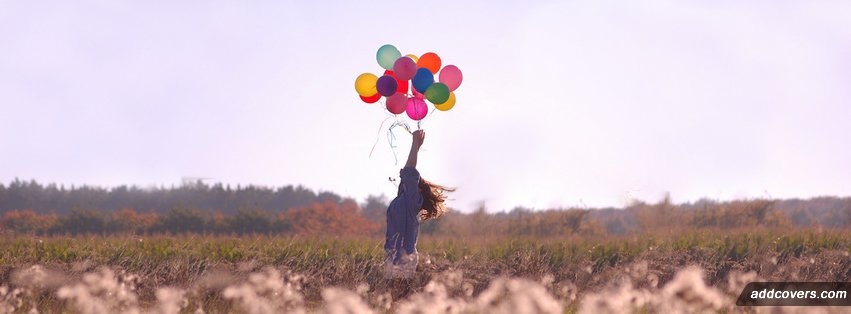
[603,215,630,235]
[58,208,106,234]
[317,191,342,204]
[228,208,274,234]
[763,210,792,228]
[627,194,681,231]
[273,212,294,234]
[468,204,493,235]
[209,211,229,233]
[108,208,158,234]
[157,207,207,234]
[790,207,815,226]
[0,209,58,234]
[281,200,379,236]
[0,179,344,216]
[360,195,388,223]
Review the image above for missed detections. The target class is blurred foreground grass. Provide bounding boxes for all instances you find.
[0,229,849,313]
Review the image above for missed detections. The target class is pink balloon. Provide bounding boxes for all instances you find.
[406,97,427,120]
[438,65,463,91]
[393,57,417,81]
[385,93,406,114]
[412,88,424,99]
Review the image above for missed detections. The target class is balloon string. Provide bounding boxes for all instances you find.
[369,113,413,165]
[369,115,394,158]
[367,97,397,159]
[387,120,412,165]
[394,118,413,134]
[367,93,430,164]
[388,124,398,164]
[417,107,437,128]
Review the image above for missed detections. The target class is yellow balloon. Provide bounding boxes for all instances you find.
[355,73,378,97]
[434,92,456,111]
[405,54,419,63]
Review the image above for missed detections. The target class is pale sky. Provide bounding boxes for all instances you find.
[1,1,850,211]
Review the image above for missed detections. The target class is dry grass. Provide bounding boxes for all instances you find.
[0,229,849,313]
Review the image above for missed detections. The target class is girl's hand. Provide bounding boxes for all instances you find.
[412,130,425,148]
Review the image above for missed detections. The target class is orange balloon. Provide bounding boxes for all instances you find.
[417,52,442,74]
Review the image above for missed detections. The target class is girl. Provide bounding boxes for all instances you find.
[384,129,454,279]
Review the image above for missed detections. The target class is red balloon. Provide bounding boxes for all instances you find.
[384,70,409,94]
[397,80,409,94]
[360,93,381,103]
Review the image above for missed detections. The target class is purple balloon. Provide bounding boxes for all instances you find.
[393,57,417,81]
[406,97,428,120]
[376,75,398,97]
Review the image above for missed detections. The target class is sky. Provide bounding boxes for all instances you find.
[1,1,850,212]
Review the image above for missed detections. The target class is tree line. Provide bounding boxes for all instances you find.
[0,178,342,215]
[1,179,849,236]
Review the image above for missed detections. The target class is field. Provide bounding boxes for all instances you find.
[1,229,849,313]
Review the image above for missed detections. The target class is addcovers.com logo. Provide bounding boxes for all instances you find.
[737,282,850,306]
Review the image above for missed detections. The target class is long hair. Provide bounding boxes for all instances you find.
[418,178,455,220]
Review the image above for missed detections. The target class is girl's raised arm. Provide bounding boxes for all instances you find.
[405,130,425,169]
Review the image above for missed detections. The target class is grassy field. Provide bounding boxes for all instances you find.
[0,229,849,313]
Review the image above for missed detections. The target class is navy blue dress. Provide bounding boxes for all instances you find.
[383,166,422,274]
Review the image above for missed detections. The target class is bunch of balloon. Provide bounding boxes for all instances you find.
[355,44,462,124]
[356,44,463,163]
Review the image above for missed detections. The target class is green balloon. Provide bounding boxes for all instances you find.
[376,44,401,71]
[425,83,450,105]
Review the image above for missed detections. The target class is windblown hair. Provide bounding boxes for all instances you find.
[418,178,455,220]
